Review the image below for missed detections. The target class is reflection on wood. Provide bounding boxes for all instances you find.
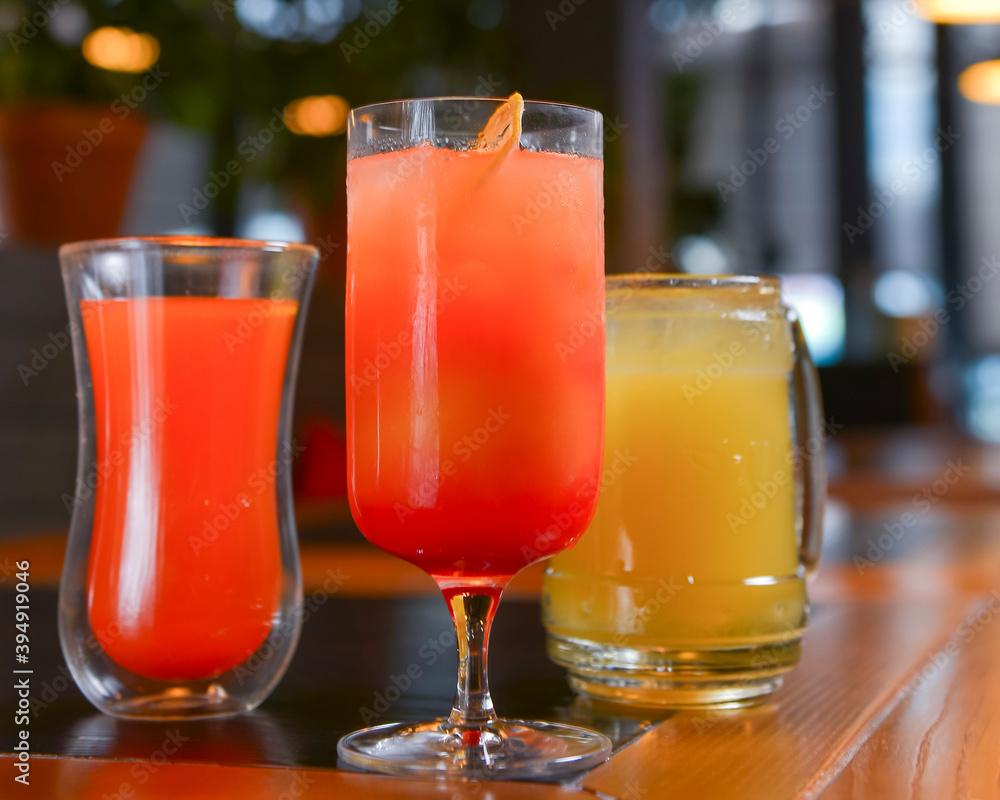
[8,430,1000,797]
[8,756,598,800]
[821,593,1000,800]
[581,599,982,800]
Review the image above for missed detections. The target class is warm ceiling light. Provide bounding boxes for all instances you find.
[959,60,1000,104]
[917,0,1000,24]
[82,27,160,73]
[959,59,1000,104]
[284,95,350,137]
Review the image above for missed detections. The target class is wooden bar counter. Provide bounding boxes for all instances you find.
[3,428,999,798]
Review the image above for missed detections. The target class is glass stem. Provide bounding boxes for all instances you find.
[446,591,500,729]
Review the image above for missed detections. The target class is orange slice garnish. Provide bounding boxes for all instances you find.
[459,92,523,197]
[476,92,524,155]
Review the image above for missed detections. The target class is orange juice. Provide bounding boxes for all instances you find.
[545,281,806,665]
[83,297,295,681]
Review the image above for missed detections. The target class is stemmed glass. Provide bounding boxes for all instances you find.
[338,96,611,777]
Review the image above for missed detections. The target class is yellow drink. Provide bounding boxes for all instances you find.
[544,276,819,706]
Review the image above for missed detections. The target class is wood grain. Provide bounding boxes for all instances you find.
[579,597,984,800]
[9,431,1000,798]
[829,427,1000,510]
[5,755,598,800]
[819,592,1000,800]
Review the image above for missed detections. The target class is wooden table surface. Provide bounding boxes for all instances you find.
[3,427,1000,799]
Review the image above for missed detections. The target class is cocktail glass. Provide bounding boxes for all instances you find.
[338,96,612,778]
[59,237,317,718]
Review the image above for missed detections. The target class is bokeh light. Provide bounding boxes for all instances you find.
[917,0,1000,24]
[959,60,1000,105]
[82,27,160,73]
[284,95,350,136]
[779,273,846,366]
[873,270,940,318]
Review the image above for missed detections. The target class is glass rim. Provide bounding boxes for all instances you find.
[349,96,602,120]
[59,236,319,260]
[607,273,780,292]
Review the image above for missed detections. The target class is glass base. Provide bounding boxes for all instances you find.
[337,718,612,779]
[567,673,783,709]
[99,684,251,720]
[548,633,801,708]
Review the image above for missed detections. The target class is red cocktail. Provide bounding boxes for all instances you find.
[83,297,295,681]
[339,95,611,777]
[347,144,604,584]
[59,238,317,719]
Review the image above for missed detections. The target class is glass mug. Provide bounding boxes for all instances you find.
[59,237,317,718]
[544,274,825,707]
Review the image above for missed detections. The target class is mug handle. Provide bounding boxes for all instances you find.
[788,310,826,576]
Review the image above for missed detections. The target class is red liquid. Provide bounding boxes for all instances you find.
[346,146,605,583]
[83,297,295,681]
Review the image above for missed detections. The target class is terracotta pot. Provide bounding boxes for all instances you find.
[0,103,146,246]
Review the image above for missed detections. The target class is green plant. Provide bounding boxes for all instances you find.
[0,0,617,236]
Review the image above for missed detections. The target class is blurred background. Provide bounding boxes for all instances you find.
[3,0,1000,537]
